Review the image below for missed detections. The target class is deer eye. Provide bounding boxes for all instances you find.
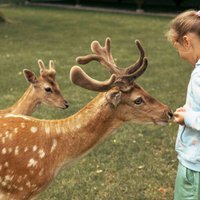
[134,97,143,105]
[44,87,53,93]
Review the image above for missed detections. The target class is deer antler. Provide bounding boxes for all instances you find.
[38,59,56,80]
[125,39,145,74]
[71,37,148,92]
[38,59,46,73]
[49,60,55,70]
[48,60,56,79]
[77,38,120,75]
[70,66,117,91]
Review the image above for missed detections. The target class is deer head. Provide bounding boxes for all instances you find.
[71,37,172,124]
[23,59,69,110]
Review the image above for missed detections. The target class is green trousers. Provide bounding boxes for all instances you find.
[174,162,200,200]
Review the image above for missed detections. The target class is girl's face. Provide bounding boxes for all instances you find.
[173,41,192,61]
[173,33,200,66]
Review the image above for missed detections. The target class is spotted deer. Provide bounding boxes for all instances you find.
[0,60,69,116]
[0,38,172,200]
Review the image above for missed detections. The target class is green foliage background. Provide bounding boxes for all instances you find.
[0,6,192,200]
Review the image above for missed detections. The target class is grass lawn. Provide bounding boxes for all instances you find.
[0,6,192,200]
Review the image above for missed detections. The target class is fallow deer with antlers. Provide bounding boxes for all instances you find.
[0,59,69,116]
[0,38,172,200]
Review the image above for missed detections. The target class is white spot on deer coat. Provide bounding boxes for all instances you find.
[55,124,61,134]
[39,168,44,176]
[8,148,12,153]
[45,124,50,134]
[19,187,23,191]
[1,181,7,186]
[76,124,81,129]
[17,176,22,183]
[14,128,18,133]
[5,131,9,137]
[4,162,9,167]
[2,148,7,154]
[27,158,37,167]
[26,181,31,188]
[5,175,14,181]
[30,127,38,134]
[24,147,28,152]
[30,170,34,174]
[2,137,5,144]
[21,123,26,128]
[33,145,38,152]
[8,134,12,140]
[61,127,65,133]
[23,174,28,179]
[51,139,57,153]
[14,146,19,155]
[38,149,45,158]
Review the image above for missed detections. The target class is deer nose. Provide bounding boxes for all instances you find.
[168,111,173,119]
[63,100,69,109]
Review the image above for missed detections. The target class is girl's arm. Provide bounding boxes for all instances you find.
[182,74,200,130]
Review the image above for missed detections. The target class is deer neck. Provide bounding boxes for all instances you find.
[8,85,40,116]
[43,93,123,163]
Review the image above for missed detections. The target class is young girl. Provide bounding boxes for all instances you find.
[166,10,200,200]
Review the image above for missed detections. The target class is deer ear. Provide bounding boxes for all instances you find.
[106,90,122,107]
[23,69,38,84]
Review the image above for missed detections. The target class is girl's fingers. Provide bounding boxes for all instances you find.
[176,107,185,112]
[173,112,179,117]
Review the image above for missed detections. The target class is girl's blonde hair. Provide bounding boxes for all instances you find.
[166,10,200,44]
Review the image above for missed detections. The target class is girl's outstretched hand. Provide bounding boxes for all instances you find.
[173,107,185,125]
